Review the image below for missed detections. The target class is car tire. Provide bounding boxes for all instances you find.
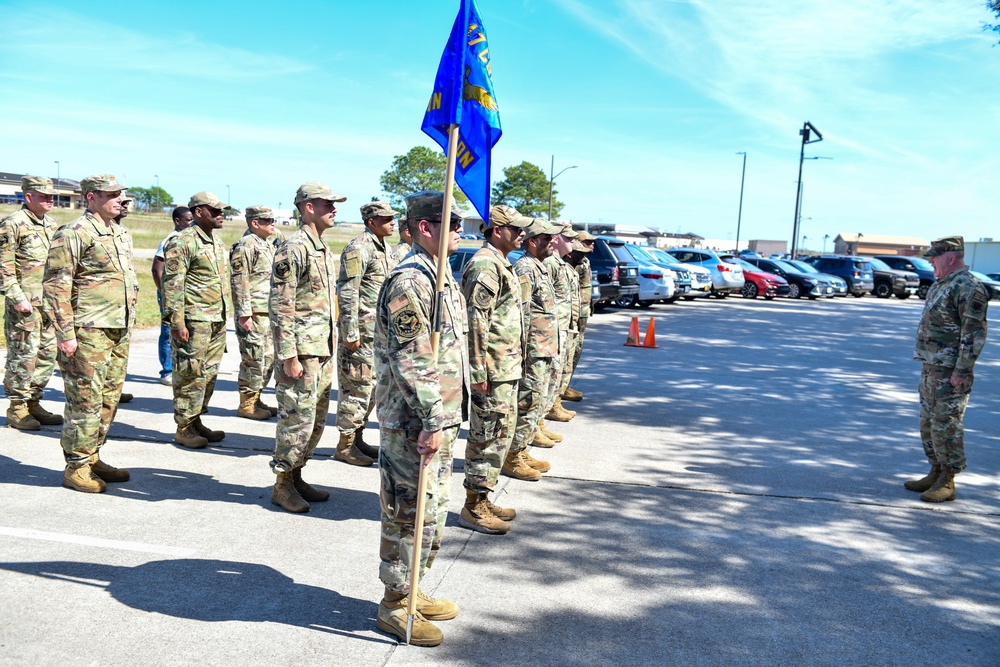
[917,283,930,299]
[682,296,696,301]
[852,292,865,298]
[874,281,892,298]
[638,300,653,308]
[712,291,728,299]
[788,283,801,299]
[593,302,606,313]
[741,282,758,299]
[764,294,775,301]
[615,294,637,308]
[897,292,911,300]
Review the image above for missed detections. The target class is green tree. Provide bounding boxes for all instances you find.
[988,1,1000,42]
[491,161,563,219]
[379,146,469,210]
[129,185,173,211]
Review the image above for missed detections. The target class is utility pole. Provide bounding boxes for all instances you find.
[548,155,577,220]
[791,122,823,258]
[735,152,747,255]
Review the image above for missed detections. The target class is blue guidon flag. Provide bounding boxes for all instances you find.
[421,0,501,222]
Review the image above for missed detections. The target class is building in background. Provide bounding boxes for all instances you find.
[834,233,929,256]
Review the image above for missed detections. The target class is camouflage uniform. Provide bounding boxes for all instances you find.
[163,224,231,427]
[1,204,58,403]
[335,226,394,436]
[270,225,338,472]
[43,208,138,465]
[543,252,576,408]
[462,243,523,493]
[231,227,276,395]
[511,252,558,454]
[572,253,592,375]
[389,241,411,265]
[375,232,469,592]
[914,266,989,471]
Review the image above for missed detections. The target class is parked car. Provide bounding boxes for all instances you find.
[874,255,935,299]
[663,248,744,298]
[589,237,639,309]
[645,247,713,299]
[739,249,762,259]
[449,246,479,283]
[987,273,1000,282]
[862,257,920,299]
[784,259,849,296]
[600,237,674,308]
[970,271,1000,300]
[725,258,789,299]
[802,255,875,297]
[741,257,835,299]
[619,243,692,303]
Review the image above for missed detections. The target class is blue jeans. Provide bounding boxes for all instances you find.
[157,291,171,377]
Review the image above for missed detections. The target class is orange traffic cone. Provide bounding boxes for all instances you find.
[624,316,641,346]
[641,318,657,348]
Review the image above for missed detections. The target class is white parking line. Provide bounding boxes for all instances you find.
[0,527,196,557]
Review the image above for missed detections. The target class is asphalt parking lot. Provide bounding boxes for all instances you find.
[2,296,998,666]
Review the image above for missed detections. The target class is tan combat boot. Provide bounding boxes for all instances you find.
[501,450,541,481]
[920,466,957,503]
[6,402,40,431]
[118,392,134,403]
[545,397,576,422]
[458,490,511,535]
[354,428,379,459]
[256,394,278,417]
[904,463,940,492]
[376,590,443,647]
[89,454,130,483]
[521,449,551,473]
[271,471,309,513]
[562,386,583,402]
[555,396,577,419]
[416,588,460,620]
[335,432,374,467]
[483,494,517,521]
[539,418,563,443]
[193,417,225,442]
[62,464,106,493]
[237,392,270,420]
[174,423,208,449]
[27,400,63,425]
[292,467,330,502]
[531,429,556,448]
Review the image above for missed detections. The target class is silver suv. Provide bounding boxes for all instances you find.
[664,248,744,298]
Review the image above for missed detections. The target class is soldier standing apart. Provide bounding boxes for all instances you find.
[541,225,578,427]
[373,191,467,646]
[152,206,192,385]
[230,206,279,421]
[505,219,561,481]
[269,182,342,513]
[905,236,989,503]
[1,176,63,430]
[390,214,413,264]
[334,200,399,466]
[563,230,595,402]
[163,192,233,449]
[459,205,530,535]
[42,175,137,493]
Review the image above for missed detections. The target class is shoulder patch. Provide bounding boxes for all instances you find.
[166,257,180,273]
[969,292,988,316]
[274,258,292,282]
[231,254,245,274]
[0,231,9,249]
[345,249,362,278]
[390,292,425,342]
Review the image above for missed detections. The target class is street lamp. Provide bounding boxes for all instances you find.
[735,152,747,254]
[791,122,827,258]
[822,233,830,253]
[856,233,863,256]
[548,155,577,220]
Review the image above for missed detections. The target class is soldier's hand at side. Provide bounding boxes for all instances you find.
[15,300,33,314]
[58,339,78,357]
[417,429,442,460]
[238,316,252,332]
[950,373,969,389]
[345,339,360,352]
[173,327,190,343]
[284,357,303,379]
[472,381,490,394]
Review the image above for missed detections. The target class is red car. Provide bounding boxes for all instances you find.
[730,258,790,300]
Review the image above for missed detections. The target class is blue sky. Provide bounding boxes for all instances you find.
[3,0,999,246]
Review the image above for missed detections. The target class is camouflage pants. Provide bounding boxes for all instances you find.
[465,379,518,494]
[271,355,333,472]
[544,329,568,413]
[571,315,588,376]
[172,320,226,427]
[335,342,375,435]
[919,364,973,472]
[379,424,457,593]
[236,313,274,395]
[3,304,57,402]
[511,356,555,454]
[57,327,130,466]
[558,326,578,394]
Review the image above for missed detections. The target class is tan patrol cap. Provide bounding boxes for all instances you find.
[557,223,578,238]
[523,218,561,239]
[576,230,596,242]
[923,236,964,257]
[571,239,593,253]
[21,176,58,196]
[81,174,127,195]
[295,181,347,205]
[245,205,274,221]
[406,191,463,222]
[489,204,530,229]
[189,191,234,210]
[361,200,399,220]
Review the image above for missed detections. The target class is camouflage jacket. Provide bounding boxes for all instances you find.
[337,228,392,345]
[914,267,989,375]
[0,207,58,307]
[575,256,593,315]
[390,241,411,265]
[513,253,558,359]
[269,225,337,360]
[163,225,231,327]
[230,230,275,317]
[42,212,138,340]
[462,244,524,384]
[544,253,576,334]
[374,243,469,431]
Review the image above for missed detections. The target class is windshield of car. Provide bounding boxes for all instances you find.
[786,260,819,274]
[770,260,802,273]
[866,257,892,271]
[905,257,933,271]
[624,244,658,265]
[852,260,872,271]
[730,258,758,271]
[646,248,682,266]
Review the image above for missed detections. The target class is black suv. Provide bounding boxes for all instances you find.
[590,237,639,310]
[739,257,834,299]
[862,257,920,299]
[873,255,935,299]
[803,255,875,297]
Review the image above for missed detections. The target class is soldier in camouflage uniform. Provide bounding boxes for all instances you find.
[905,236,989,503]
[334,200,399,467]
[163,191,233,449]
[390,214,413,265]
[542,224,578,425]
[111,197,137,404]
[1,176,62,430]
[42,175,137,493]
[373,191,468,646]
[505,219,562,481]
[563,230,595,402]
[458,205,529,535]
[230,205,278,421]
[268,182,342,514]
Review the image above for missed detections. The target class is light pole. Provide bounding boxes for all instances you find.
[791,122,825,258]
[735,152,747,254]
[54,161,60,207]
[822,233,830,253]
[856,233,863,256]
[548,155,577,220]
